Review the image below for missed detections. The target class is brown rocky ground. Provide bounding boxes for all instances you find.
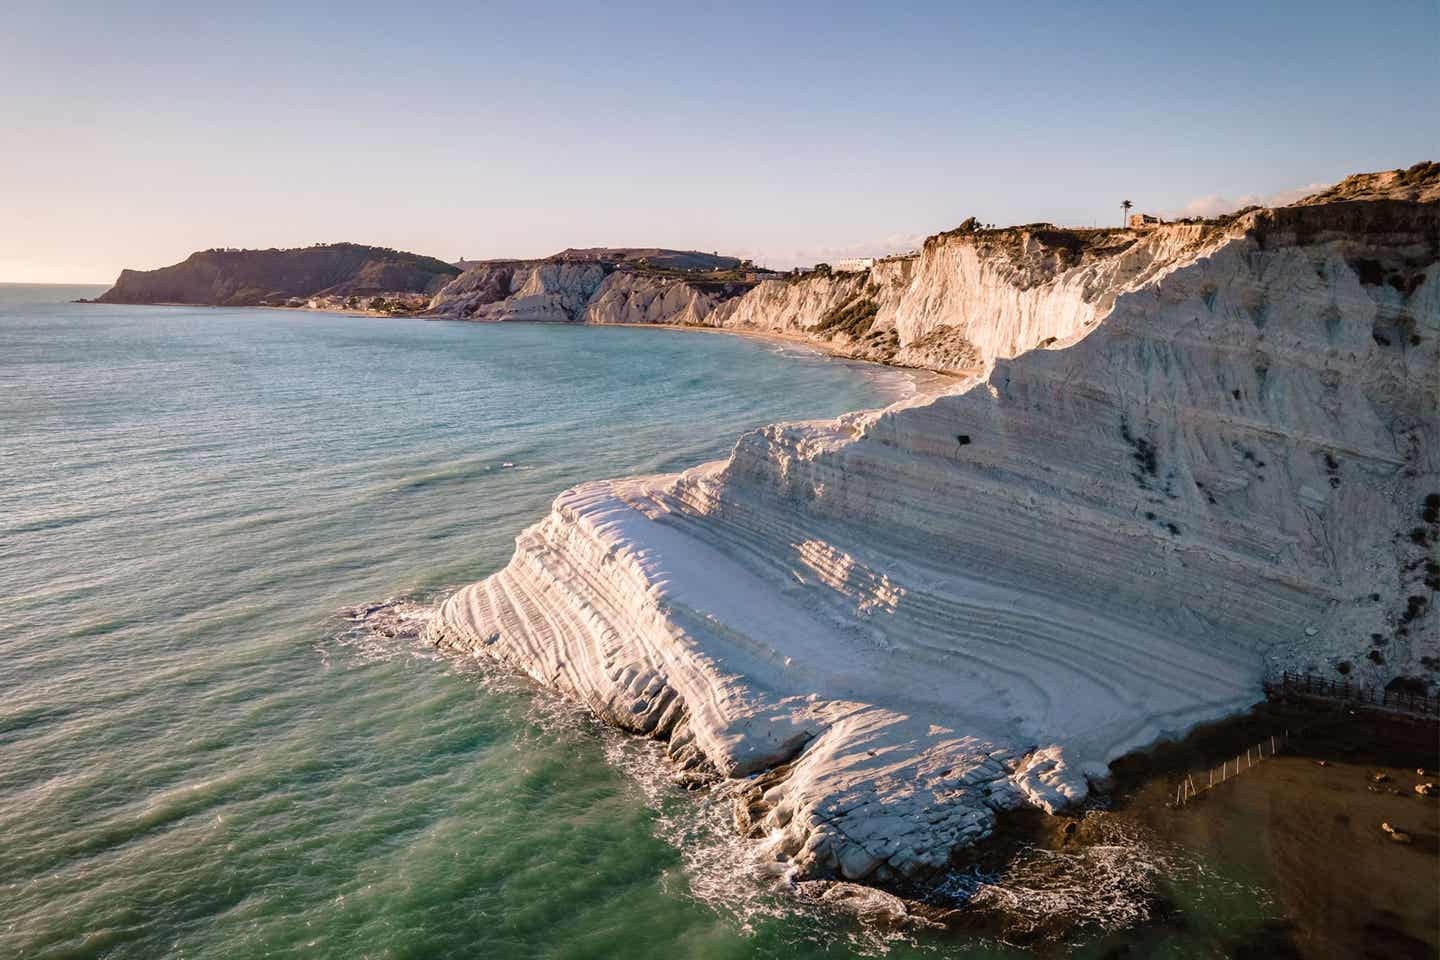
[1293,161,1440,205]
[940,701,1440,956]
[805,699,1439,956]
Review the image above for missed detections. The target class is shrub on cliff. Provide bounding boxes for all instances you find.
[816,296,879,338]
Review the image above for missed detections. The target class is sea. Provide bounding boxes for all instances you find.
[1,284,1309,959]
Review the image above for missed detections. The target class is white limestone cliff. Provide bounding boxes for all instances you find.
[427,259,743,325]
[428,178,1439,886]
[428,261,609,322]
[581,270,726,326]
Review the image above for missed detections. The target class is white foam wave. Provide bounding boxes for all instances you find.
[324,595,445,666]
[930,812,1267,945]
[342,597,1260,954]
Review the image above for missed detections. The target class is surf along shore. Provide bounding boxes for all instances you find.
[97,164,1440,947]
[420,166,1438,944]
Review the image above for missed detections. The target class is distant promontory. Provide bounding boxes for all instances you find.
[94,242,461,308]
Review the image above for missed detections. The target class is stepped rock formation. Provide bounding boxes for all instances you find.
[95,243,459,307]
[429,168,1439,886]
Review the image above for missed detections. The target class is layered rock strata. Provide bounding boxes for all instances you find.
[425,249,756,324]
[430,176,1438,885]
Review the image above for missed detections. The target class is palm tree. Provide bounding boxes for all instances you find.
[1121,199,1133,227]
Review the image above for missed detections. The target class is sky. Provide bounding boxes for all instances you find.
[2,0,1436,282]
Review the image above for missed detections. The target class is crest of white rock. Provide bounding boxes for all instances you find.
[428,168,1439,885]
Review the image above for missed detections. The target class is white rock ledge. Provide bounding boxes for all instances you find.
[428,195,1439,885]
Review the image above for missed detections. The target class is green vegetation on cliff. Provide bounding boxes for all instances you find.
[95,243,460,307]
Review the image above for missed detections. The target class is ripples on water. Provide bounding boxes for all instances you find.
[1,287,1272,959]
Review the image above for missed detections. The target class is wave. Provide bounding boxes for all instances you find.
[329,594,1266,954]
[326,596,446,666]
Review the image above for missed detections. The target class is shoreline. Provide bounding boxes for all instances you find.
[594,318,860,360]
[586,319,966,399]
[77,298,966,400]
[78,299,406,321]
[67,202,1440,949]
[417,190,1439,928]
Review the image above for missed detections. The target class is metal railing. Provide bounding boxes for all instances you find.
[1266,671,1439,718]
[1172,731,1289,807]
[1170,672,1437,808]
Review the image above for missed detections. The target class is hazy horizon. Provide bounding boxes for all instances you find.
[4,0,1436,283]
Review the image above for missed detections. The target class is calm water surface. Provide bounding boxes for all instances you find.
[1,285,1277,959]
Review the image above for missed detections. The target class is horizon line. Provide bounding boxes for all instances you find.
[0,279,113,286]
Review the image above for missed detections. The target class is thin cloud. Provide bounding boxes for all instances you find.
[1169,183,1327,219]
[735,233,928,271]
[735,181,1332,267]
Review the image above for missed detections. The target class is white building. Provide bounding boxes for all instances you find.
[833,257,876,272]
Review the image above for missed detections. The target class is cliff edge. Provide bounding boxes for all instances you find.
[428,166,1439,887]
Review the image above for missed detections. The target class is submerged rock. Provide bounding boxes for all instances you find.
[339,598,434,643]
[795,880,945,930]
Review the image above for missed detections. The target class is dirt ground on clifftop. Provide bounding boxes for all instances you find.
[1050,704,1434,958]
[903,702,1437,957]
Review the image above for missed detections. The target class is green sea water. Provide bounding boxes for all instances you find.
[1,285,1280,959]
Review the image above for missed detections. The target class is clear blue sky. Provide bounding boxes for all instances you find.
[3,0,1436,280]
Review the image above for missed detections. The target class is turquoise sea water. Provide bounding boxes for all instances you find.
[0,285,922,959]
[2,285,1289,959]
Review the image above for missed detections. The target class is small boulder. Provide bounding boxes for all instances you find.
[795,881,943,930]
[674,769,715,791]
[1380,822,1414,844]
[837,843,883,881]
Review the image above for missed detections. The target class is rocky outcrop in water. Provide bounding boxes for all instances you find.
[95,243,460,307]
[428,167,1439,886]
